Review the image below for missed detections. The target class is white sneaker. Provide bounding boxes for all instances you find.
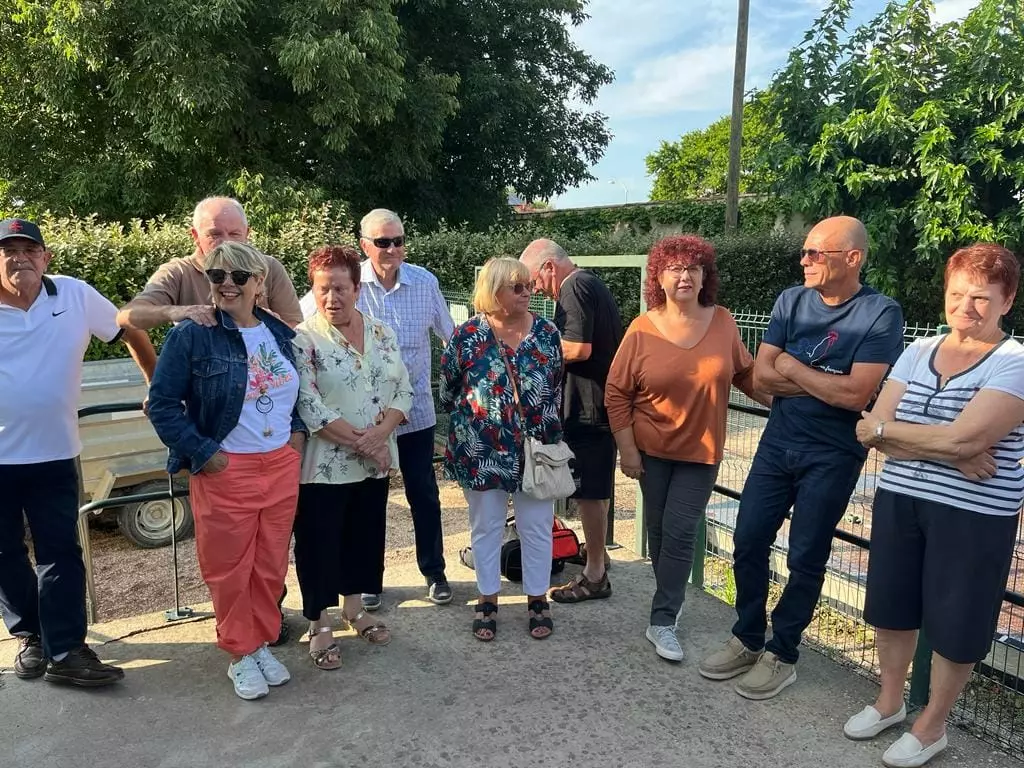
[882,733,948,768]
[252,644,290,686]
[645,625,685,662]
[227,655,269,700]
[844,703,907,740]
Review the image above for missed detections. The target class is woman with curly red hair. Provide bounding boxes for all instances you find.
[605,235,770,662]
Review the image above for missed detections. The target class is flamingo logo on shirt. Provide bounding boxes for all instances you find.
[803,330,839,365]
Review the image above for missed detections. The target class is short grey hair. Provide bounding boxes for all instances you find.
[193,197,248,230]
[360,208,404,238]
[205,241,268,276]
[520,238,570,270]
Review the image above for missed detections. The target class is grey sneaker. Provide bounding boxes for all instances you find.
[646,625,684,662]
[361,593,382,612]
[698,636,763,680]
[734,651,796,700]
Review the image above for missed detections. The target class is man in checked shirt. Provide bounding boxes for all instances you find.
[300,209,455,609]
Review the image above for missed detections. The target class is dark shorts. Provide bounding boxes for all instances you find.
[864,488,1019,664]
[564,426,616,501]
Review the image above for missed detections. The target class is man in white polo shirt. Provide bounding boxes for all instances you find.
[0,218,156,687]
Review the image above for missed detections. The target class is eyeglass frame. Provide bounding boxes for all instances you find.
[799,248,853,264]
[205,268,257,286]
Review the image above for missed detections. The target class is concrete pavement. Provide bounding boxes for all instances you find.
[0,534,1016,768]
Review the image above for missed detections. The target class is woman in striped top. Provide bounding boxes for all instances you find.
[845,244,1024,768]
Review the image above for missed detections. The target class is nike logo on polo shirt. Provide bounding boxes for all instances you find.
[52,310,67,317]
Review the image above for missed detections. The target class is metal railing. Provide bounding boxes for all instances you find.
[77,402,194,624]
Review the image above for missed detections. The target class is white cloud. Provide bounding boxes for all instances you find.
[932,0,977,24]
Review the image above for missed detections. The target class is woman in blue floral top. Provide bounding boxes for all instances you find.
[440,257,564,641]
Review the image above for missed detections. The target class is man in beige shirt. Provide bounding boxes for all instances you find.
[118,196,303,337]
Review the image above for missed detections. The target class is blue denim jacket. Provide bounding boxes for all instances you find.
[148,307,308,474]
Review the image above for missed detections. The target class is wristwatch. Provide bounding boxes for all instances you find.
[874,420,886,441]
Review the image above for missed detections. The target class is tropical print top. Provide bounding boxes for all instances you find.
[293,310,413,485]
[439,313,564,492]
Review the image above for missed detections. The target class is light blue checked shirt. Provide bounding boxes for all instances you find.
[299,260,455,436]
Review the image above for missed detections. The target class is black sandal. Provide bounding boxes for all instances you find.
[528,599,553,640]
[472,601,498,642]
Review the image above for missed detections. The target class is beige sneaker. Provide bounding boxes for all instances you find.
[734,652,796,700]
[698,636,763,680]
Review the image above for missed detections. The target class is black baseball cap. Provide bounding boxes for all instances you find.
[0,218,45,247]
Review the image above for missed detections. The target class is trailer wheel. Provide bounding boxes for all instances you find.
[117,481,194,549]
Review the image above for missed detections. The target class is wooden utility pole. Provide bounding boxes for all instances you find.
[725,0,750,233]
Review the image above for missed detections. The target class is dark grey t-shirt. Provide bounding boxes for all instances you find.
[554,270,623,431]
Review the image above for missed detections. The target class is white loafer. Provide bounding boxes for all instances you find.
[843,703,907,740]
[883,733,948,768]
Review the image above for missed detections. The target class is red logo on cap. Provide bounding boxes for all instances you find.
[8,221,22,232]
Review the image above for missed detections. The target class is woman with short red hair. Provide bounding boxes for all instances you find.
[605,235,769,662]
[849,244,1024,767]
[292,245,413,670]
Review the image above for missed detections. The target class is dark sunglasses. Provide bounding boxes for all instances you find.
[799,248,849,263]
[370,236,406,249]
[509,282,530,295]
[205,268,255,286]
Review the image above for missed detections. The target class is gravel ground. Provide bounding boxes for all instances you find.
[88,468,641,622]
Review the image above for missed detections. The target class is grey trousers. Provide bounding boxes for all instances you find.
[640,454,719,627]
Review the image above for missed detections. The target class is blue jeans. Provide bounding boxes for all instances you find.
[0,459,87,658]
[397,427,446,583]
[731,441,863,664]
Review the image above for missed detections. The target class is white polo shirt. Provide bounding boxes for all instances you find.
[0,275,122,464]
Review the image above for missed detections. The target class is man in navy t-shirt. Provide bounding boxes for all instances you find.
[699,216,904,700]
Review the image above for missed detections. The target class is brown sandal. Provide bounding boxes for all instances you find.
[343,610,391,646]
[307,627,342,670]
[550,573,612,603]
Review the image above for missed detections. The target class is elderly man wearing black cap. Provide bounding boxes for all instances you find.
[0,217,156,687]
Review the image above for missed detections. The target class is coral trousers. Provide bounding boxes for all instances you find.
[190,446,300,656]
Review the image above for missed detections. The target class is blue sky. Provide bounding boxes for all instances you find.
[556,0,979,208]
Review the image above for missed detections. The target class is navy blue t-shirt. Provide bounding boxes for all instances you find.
[760,285,904,458]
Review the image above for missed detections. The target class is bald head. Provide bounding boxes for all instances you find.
[808,216,869,266]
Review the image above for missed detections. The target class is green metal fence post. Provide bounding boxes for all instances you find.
[908,631,933,708]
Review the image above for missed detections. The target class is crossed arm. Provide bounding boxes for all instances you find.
[752,342,891,412]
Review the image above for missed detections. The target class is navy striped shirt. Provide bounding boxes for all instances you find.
[877,335,1024,516]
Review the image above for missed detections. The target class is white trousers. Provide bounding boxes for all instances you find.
[465,489,554,597]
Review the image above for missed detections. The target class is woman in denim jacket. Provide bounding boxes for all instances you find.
[148,242,307,701]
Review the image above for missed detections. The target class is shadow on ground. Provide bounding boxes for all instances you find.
[0,539,1016,768]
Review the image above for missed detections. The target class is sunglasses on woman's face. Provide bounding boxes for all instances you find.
[370,236,405,249]
[509,282,530,295]
[205,268,255,286]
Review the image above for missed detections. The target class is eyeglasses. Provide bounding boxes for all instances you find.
[664,264,703,276]
[509,282,530,295]
[0,245,45,259]
[368,236,406,249]
[800,248,849,263]
[205,269,255,286]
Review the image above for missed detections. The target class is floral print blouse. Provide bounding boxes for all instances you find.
[293,310,413,484]
[439,313,564,492]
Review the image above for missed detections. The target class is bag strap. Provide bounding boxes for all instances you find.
[494,330,526,423]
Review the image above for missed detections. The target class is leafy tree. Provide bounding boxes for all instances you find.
[765,0,1024,325]
[0,0,611,227]
[646,97,778,200]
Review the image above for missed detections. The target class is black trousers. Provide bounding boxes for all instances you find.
[294,477,390,620]
[397,427,447,583]
[0,459,87,658]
